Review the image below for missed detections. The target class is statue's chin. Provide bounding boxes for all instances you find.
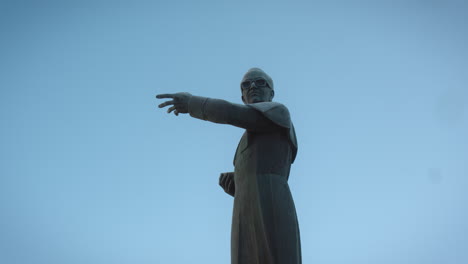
[250,98,264,103]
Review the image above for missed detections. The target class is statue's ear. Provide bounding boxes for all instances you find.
[241,95,246,104]
[270,90,275,101]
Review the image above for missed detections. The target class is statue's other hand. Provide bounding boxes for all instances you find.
[219,172,235,197]
[156,92,192,116]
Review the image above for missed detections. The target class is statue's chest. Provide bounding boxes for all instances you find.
[233,131,289,168]
[233,132,249,167]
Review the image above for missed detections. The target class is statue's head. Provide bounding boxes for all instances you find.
[240,68,274,104]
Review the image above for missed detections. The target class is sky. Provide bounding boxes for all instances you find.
[1,0,467,263]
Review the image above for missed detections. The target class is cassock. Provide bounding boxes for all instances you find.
[188,96,301,264]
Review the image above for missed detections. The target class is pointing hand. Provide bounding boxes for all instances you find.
[156,92,192,116]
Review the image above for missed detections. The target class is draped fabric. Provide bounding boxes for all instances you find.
[231,130,301,264]
[187,96,301,264]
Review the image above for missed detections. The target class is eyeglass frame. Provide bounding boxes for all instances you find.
[240,78,271,90]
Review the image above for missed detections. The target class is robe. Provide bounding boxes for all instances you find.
[188,96,301,264]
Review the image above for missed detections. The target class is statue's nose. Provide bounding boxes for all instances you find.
[249,82,257,89]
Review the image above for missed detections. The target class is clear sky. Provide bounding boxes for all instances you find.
[1,0,467,263]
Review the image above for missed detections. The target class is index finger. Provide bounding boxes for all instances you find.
[156,94,175,99]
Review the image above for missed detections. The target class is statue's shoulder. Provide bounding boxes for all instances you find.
[247,102,298,163]
[247,102,291,128]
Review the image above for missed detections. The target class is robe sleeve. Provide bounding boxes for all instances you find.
[188,96,284,132]
[189,96,298,163]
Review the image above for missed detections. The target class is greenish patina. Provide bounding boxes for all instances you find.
[156,68,301,264]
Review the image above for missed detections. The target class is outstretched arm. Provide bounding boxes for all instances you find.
[156,93,281,132]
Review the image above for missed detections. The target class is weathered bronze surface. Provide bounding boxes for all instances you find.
[156,68,301,264]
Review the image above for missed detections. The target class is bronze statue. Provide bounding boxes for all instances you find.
[156,68,301,264]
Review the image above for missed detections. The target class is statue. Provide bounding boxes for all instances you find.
[156,68,301,264]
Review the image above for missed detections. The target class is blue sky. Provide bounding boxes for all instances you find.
[1,0,467,263]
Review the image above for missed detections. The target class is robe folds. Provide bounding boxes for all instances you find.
[188,96,301,264]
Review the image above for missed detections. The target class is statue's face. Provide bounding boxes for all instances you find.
[241,71,274,104]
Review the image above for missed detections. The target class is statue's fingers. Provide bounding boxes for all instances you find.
[167,106,176,113]
[220,174,225,185]
[221,174,229,187]
[174,110,179,116]
[219,174,225,186]
[158,100,174,108]
[156,94,175,99]
[227,180,233,192]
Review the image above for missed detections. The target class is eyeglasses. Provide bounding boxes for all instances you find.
[241,78,270,90]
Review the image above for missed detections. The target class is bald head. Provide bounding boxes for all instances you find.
[241,68,274,90]
[240,68,275,104]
